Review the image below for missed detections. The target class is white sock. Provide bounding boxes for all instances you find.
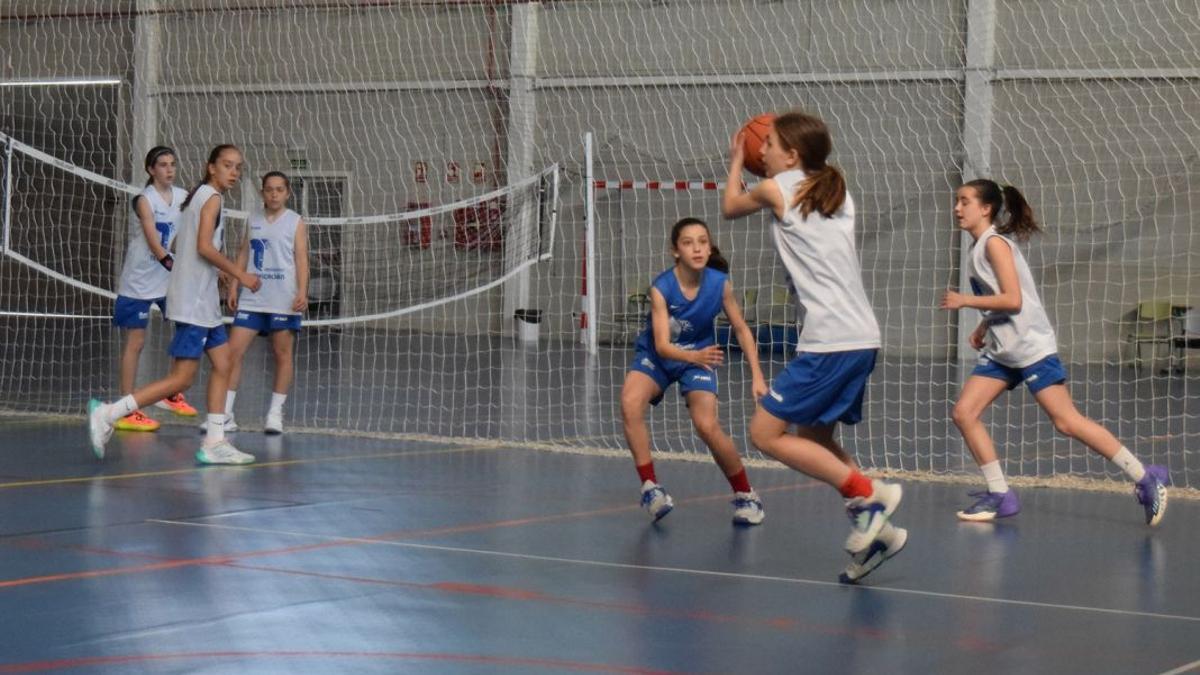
[205,413,226,446]
[225,390,237,415]
[980,460,1009,494]
[105,395,138,423]
[269,392,287,415]
[1110,446,1146,482]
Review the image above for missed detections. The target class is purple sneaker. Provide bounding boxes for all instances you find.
[956,489,1020,522]
[1134,465,1170,527]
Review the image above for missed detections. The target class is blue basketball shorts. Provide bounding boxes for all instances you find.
[760,348,877,426]
[971,354,1067,395]
[112,295,166,329]
[168,322,229,359]
[629,349,719,406]
[232,310,302,336]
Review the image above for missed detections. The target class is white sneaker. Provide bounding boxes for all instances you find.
[264,410,283,435]
[87,398,114,460]
[844,480,903,554]
[732,489,765,525]
[840,524,908,584]
[640,480,674,522]
[195,440,256,465]
[197,414,238,434]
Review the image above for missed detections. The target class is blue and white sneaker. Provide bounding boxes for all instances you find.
[840,524,908,584]
[844,480,902,554]
[86,398,113,460]
[195,440,255,465]
[1134,465,1170,527]
[640,481,674,522]
[732,489,765,525]
[957,489,1021,522]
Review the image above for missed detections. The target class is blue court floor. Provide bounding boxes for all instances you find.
[0,418,1196,674]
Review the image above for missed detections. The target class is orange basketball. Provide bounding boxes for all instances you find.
[740,113,776,177]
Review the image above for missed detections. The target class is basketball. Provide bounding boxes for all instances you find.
[740,113,776,177]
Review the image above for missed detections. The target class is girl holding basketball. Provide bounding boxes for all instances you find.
[620,217,768,525]
[722,111,906,580]
[89,144,262,465]
[111,146,198,432]
[940,179,1169,525]
[221,171,309,435]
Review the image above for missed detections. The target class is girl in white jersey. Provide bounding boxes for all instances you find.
[111,146,197,432]
[621,217,767,525]
[88,145,262,465]
[723,111,906,583]
[220,171,309,435]
[941,179,1169,526]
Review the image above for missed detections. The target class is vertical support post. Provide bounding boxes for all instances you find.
[2,135,12,253]
[504,2,539,322]
[958,0,997,375]
[131,0,162,169]
[583,132,598,355]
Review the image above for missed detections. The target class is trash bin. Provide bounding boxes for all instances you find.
[514,309,542,346]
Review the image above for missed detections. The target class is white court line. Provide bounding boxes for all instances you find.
[147,518,1200,624]
[1159,659,1200,675]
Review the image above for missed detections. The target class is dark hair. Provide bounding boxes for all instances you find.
[142,145,176,186]
[181,144,240,211]
[261,170,290,190]
[670,217,729,273]
[962,178,1040,242]
[773,111,847,219]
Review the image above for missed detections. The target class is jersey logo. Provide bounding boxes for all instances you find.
[250,239,269,271]
[155,221,171,247]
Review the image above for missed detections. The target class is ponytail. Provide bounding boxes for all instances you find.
[792,164,847,218]
[962,178,1041,242]
[181,144,239,211]
[707,244,730,273]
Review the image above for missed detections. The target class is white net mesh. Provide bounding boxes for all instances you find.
[1,0,1198,490]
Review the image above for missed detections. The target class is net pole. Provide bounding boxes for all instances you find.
[2,134,11,253]
[584,131,599,355]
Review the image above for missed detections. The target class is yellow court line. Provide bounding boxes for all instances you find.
[0,444,505,490]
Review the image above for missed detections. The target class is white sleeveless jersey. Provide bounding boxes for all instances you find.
[117,185,187,299]
[166,185,225,328]
[968,227,1058,368]
[237,209,302,315]
[770,169,881,353]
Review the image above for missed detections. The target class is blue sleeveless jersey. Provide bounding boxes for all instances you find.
[634,267,726,355]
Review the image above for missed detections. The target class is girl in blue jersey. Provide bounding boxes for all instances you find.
[941,179,1169,526]
[88,145,262,465]
[621,217,768,525]
[111,146,198,432]
[222,171,309,435]
[723,111,906,583]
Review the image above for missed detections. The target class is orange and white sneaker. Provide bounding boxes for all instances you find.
[114,410,160,432]
[154,393,198,417]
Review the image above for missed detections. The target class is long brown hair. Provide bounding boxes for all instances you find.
[181,144,240,210]
[773,111,846,219]
[962,178,1040,242]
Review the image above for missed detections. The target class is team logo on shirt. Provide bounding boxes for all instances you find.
[250,239,269,271]
[155,222,171,247]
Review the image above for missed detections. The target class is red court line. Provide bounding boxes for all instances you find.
[0,651,684,674]
[0,482,816,591]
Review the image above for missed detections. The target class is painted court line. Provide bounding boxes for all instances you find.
[0,444,504,490]
[1158,659,1200,675]
[150,518,1200,625]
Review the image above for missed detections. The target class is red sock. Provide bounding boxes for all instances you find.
[838,470,873,499]
[726,468,752,493]
[636,462,657,485]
